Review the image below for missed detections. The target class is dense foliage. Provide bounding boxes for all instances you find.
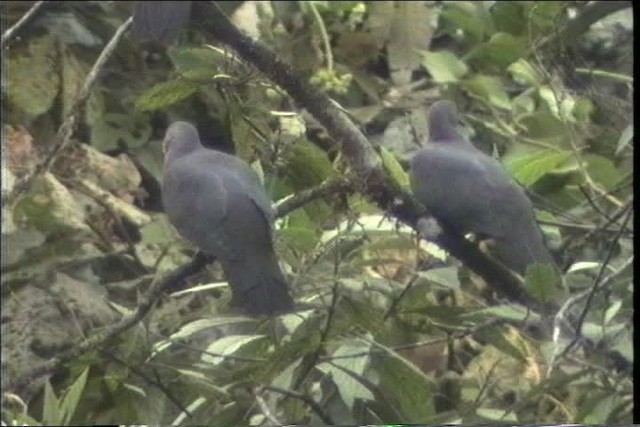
[3,1,633,425]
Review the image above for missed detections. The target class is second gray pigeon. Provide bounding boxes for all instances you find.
[162,122,294,315]
[410,100,555,275]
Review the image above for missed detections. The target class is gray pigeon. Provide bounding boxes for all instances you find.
[410,100,555,275]
[162,122,293,315]
[132,1,192,44]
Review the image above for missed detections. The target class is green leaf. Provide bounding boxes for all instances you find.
[380,147,411,190]
[59,367,89,425]
[441,2,489,42]
[42,381,62,425]
[202,335,267,365]
[13,173,90,235]
[168,46,223,77]
[616,125,633,155]
[461,75,511,110]
[504,149,572,187]
[321,341,374,409]
[464,305,540,323]
[416,266,460,290]
[280,226,320,253]
[474,325,529,362]
[371,341,437,422]
[90,112,152,151]
[135,79,198,112]
[584,154,623,190]
[508,58,543,86]
[477,407,518,422]
[523,263,563,303]
[604,300,623,325]
[490,2,527,36]
[528,1,566,35]
[7,36,60,117]
[420,51,469,83]
[469,33,527,71]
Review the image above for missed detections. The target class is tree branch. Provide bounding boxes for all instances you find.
[197,1,552,313]
[1,1,47,50]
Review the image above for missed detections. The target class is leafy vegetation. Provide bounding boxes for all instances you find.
[3,1,632,425]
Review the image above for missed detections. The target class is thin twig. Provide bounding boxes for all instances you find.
[6,17,133,207]
[262,385,335,425]
[199,1,551,313]
[253,388,281,426]
[273,176,352,217]
[1,1,47,50]
[557,206,632,359]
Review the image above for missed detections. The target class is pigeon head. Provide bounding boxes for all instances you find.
[428,100,464,143]
[163,121,203,163]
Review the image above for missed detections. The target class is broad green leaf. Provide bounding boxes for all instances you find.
[152,317,255,358]
[474,325,531,362]
[464,305,541,323]
[7,36,60,117]
[380,147,411,190]
[421,51,469,83]
[370,341,437,422]
[508,58,543,86]
[168,46,223,77]
[135,79,198,112]
[582,395,616,424]
[523,263,563,304]
[469,33,527,71]
[504,149,572,187]
[321,340,374,409]
[139,215,176,245]
[90,112,152,151]
[528,1,567,35]
[172,396,208,425]
[280,226,320,253]
[441,2,489,42]
[604,300,623,325]
[60,367,89,425]
[202,335,267,365]
[584,154,623,190]
[572,97,595,123]
[461,75,511,110]
[490,2,527,36]
[13,173,90,235]
[416,266,460,290]
[516,111,567,141]
[477,407,518,422]
[616,125,633,155]
[43,381,62,425]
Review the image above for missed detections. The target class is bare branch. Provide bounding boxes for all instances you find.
[197,2,545,312]
[1,1,47,50]
[253,388,282,426]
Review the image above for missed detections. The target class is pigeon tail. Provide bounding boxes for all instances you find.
[225,251,294,316]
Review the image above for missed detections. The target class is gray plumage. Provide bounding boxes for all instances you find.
[132,1,192,44]
[162,122,293,315]
[410,100,555,275]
